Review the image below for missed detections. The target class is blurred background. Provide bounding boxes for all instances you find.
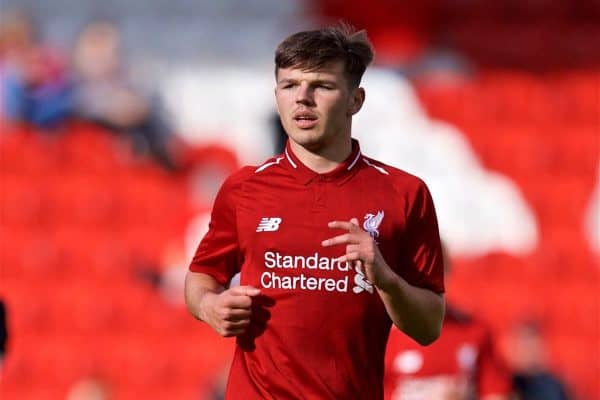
[0,0,597,399]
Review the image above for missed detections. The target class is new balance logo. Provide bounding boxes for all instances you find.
[256,217,282,232]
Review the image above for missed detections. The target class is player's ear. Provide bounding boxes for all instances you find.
[348,87,365,116]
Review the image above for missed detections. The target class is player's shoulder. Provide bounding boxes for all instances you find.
[253,153,287,175]
[221,165,256,187]
[222,154,286,186]
[360,155,428,192]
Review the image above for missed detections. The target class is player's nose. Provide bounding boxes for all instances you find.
[295,82,314,105]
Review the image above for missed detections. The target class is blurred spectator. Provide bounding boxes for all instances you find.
[0,9,73,128]
[505,321,571,400]
[399,48,473,87]
[270,111,287,155]
[72,20,179,170]
[0,299,7,370]
[205,362,229,400]
[384,249,512,400]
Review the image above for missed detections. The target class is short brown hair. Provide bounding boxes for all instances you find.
[275,23,374,88]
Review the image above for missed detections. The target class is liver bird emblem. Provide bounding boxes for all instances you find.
[363,211,384,239]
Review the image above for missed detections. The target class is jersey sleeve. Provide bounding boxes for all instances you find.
[477,328,512,396]
[189,174,243,286]
[399,179,445,293]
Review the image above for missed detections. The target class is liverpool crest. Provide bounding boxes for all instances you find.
[363,211,384,239]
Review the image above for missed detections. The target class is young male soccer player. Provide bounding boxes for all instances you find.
[185,25,445,399]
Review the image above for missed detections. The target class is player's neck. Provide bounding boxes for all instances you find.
[289,135,353,174]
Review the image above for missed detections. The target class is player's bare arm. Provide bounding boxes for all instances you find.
[184,271,261,337]
[482,395,511,400]
[322,218,445,345]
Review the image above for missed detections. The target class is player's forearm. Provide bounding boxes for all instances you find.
[184,271,225,322]
[481,394,511,400]
[377,273,445,345]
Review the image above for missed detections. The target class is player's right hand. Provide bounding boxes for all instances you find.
[200,286,261,337]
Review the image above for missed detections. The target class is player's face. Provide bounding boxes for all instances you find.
[275,61,364,153]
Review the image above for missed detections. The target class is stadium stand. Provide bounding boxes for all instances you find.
[0,0,598,399]
[0,122,237,399]
[418,72,599,399]
[0,70,596,400]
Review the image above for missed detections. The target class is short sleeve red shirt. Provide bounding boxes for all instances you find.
[190,140,444,399]
[384,306,512,399]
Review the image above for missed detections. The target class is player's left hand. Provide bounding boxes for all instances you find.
[321,218,396,290]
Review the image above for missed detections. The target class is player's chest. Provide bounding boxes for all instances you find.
[236,181,403,255]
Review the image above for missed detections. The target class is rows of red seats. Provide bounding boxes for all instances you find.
[417,71,599,399]
[1,69,597,398]
[316,0,600,69]
[0,123,235,399]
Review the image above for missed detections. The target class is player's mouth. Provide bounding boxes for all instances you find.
[293,112,318,129]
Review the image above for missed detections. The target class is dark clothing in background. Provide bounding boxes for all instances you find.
[0,300,7,359]
[513,372,570,400]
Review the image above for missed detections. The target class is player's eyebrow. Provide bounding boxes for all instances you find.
[277,78,337,86]
[310,79,337,86]
[277,78,298,85]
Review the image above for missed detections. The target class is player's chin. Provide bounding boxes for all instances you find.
[289,131,324,150]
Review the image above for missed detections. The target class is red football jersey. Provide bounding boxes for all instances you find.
[190,140,444,399]
[384,306,511,400]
